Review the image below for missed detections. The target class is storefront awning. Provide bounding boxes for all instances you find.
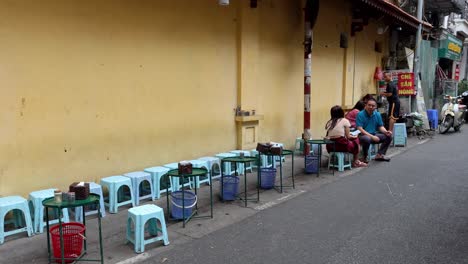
[358,0,433,32]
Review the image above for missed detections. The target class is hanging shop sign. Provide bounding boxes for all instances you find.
[455,64,460,80]
[397,72,415,96]
[386,70,415,96]
[438,34,462,61]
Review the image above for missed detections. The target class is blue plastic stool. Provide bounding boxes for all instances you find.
[100,176,135,214]
[426,109,438,129]
[328,152,352,172]
[0,196,34,244]
[198,157,222,181]
[124,171,154,206]
[188,160,211,188]
[74,182,106,222]
[143,166,170,200]
[163,163,191,192]
[126,204,169,253]
[28,189,70,233]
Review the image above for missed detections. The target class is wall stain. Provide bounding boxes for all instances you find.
[20,97,26,117]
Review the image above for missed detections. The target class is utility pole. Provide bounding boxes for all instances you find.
[412,0,424,112]
[303,0,319,155]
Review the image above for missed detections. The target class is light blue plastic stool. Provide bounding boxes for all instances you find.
[100,176,135,214]
[368,144,379,161]
[0,196,34,244]
[74,182,106,222]
[188,160,210,188]
[198,157,221,181]
[294,138,313,155]
[230,150,253,173]
[28,189,70,233]
[328,152,352,172]
[126,204,169,253]
[124,171,154,206]
[215,152,239,175]
[143,166,170,200]
[249,149,272,168]
[163,163,191,192]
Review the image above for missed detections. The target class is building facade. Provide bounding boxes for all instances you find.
[0,0,406,197]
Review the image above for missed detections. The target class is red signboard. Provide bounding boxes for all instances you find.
[455,65,460,81]
[397,72,415,96]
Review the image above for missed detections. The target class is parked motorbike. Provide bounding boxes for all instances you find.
[438,95,467,134]
[461,91,468,122]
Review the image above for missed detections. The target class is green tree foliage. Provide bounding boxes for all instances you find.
[459,79,468,94]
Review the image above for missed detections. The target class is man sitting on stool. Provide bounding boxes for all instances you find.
[356,98,392,162]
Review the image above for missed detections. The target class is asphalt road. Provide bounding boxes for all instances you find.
[142,129,468,264]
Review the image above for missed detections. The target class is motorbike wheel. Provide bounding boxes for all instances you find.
[439,115,453,134]
[455,114,466,132]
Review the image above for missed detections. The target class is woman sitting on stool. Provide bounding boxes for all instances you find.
[325,105,368,168]
[345,101,365,129]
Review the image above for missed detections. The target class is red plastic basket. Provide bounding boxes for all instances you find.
[50,222,85,263]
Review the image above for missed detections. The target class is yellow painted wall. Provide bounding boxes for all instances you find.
[0,0,239,196]
[0,0,389,197]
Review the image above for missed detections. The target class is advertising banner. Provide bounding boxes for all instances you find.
[397,72,415,96]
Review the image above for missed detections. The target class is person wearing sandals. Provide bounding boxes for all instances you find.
[356,98,393,162]
[325,105,368,168]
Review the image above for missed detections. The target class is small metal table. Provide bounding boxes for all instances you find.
[221,156,259,207]
[258,149,295,193]
[165,168,213,228]
[43,194,103,264]
[306,139,336,177]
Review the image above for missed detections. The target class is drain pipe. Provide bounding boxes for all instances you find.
[303,0,319,155]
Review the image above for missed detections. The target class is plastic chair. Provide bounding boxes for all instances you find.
[198,157,222,181]
[328,152,352,172]
[143,166,170,200]
[100,176,135,214]
[188,160,210,188]
[124,171,154,206]
[28,189,70,233]
[163,163,191,192]
[0,196,34,244]
[74,182,106,222]
[126,204,169,253]
[230,150,253,173]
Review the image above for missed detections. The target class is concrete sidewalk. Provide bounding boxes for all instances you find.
[0,136,430,264]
